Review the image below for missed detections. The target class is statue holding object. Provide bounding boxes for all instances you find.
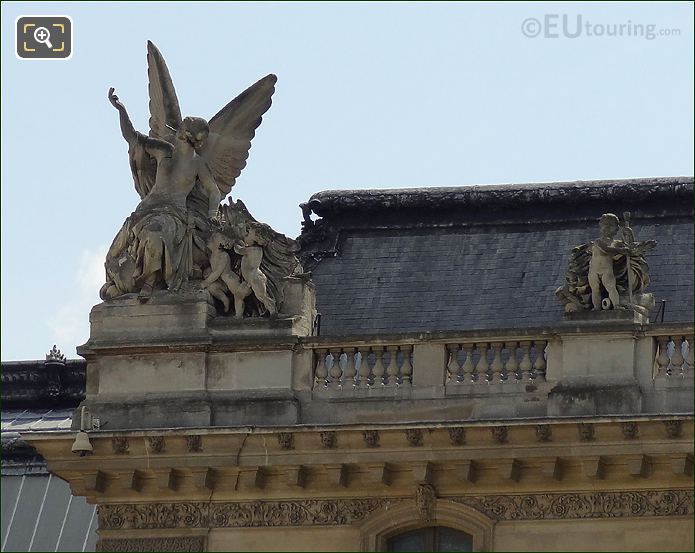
[556,212,657,318]
[100,41,302,318]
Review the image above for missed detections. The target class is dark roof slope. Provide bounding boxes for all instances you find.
[298,177,693,336]
[2,359,86,408]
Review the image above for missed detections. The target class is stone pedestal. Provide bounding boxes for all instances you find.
[75,283,315,430]
[548,315,644,416]
[565,307,649,325]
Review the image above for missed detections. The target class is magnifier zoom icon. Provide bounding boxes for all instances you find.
[33,27,53,49]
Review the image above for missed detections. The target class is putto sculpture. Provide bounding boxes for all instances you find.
[556,212,656,319]
[100,41,302,318]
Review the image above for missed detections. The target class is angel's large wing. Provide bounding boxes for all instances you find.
[128,42,182,200]
[147,41,181,142]
[198,74,277,198]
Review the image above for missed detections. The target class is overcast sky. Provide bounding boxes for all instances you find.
[1,1,693,360]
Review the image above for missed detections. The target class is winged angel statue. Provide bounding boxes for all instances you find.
[100,41,300,317]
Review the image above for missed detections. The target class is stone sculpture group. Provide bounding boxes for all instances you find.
[100,42,301,318]
[556,212,657,317]
[100,43,659,324]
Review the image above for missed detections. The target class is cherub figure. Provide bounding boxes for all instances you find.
[202,267,231,313]
[557,212,656,314]
[202,232,251,318]
[234,224,277,316]
[588,213,630,310]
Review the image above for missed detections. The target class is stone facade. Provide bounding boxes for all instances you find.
[20,170,695,553]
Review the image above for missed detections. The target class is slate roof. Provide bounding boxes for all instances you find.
[298,177,694,336]
[1,360,96,552]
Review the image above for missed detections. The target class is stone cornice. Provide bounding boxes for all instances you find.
[306,177,693,217]
[26,418,693,502]
[297,176,693,268]
[24,414,694,441]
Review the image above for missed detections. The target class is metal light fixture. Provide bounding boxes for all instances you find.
[71,406,93,456]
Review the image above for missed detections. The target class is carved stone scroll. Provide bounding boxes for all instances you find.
[98,490,692,530]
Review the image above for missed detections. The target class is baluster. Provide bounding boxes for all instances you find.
[533,340,547,381]
[461,344,475,383]
[315,348,328,388]
[685,339,694,375]
[372,347,386,386]
[670,337,685,377]
[386,346,399,386]
[400,345,413,386]
[344,347,357,386]
[490,342,503,383]
[358,348,372,387]
[475,343,490,383]
[519,341,533,381]
[328,349,343,387]
[655,336,671,377]
[447,344,461,383]
[504,341,519,382]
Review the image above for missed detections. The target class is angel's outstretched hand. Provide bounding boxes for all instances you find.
[108,87,124,110]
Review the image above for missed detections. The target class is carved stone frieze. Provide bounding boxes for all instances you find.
[97,537,204,552]
[98,490,692,530]
[99,499,392,530]
[454,490,693,521]
[208,498,388,526]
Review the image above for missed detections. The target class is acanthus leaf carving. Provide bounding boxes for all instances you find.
[454,490,693,521]
[97,490,692,531]
[97,537,204,552]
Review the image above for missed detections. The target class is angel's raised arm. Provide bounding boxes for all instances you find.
[108,87,137,146]
[142,135,174,161]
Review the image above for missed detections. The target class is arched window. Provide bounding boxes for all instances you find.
[387,527,473,552]
[359,500,493,551]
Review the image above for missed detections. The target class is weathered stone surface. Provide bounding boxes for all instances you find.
[97,537,205,552]
[100,42,313,328]
[548,378,642,416]
[96,489,694,530]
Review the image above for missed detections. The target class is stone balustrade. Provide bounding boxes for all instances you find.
[314,345,413,388]
[654,334,693,378]
[445,340,547,384]
[307,328,693,409]
[310,338,549,390]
